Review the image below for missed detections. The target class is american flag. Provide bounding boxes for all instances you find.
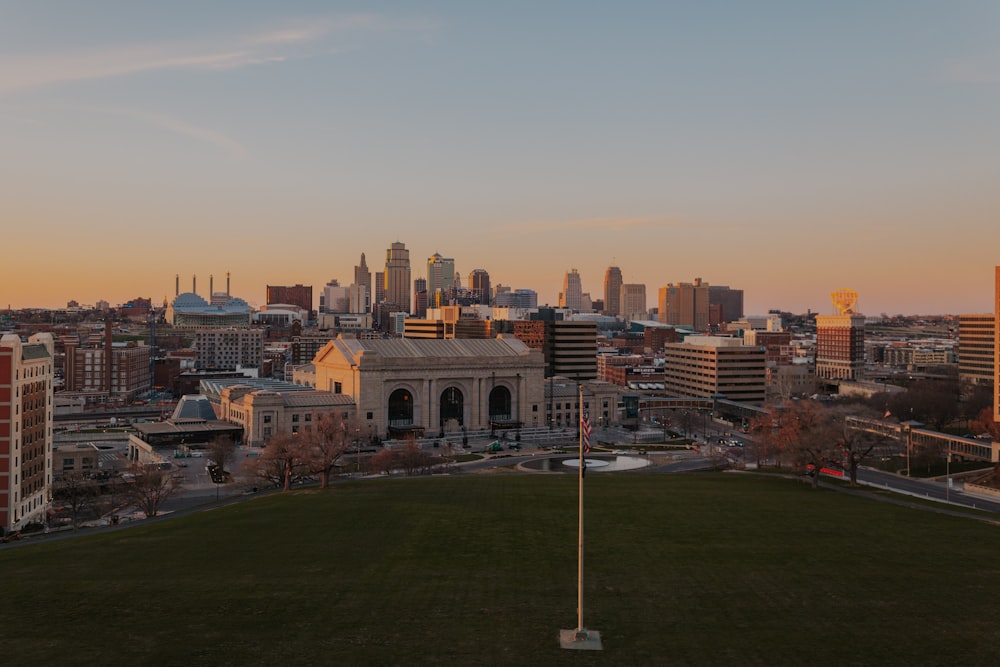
[581,410,592,454]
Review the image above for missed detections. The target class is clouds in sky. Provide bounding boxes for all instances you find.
[0,13,435,95]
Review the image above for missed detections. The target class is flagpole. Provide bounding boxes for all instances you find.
[577,383,585,633]
[560,385,601,650]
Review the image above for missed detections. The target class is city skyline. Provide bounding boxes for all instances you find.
[2,2,999,314]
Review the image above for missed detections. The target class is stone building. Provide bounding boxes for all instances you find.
[311,335,545,439]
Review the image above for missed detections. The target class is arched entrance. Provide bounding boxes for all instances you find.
[440,386,464,428]
[388,388,414,428]
[489,386,512,423]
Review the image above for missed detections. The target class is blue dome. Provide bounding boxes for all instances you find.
[173,292,209,309]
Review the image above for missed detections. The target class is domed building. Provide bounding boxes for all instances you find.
[167,292,252,328]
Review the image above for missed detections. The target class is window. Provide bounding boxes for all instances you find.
[292,414,300,423]
[304,414,312,422]
[263,415,272,424]
[334,382,342,394]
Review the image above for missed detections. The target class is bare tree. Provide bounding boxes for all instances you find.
[399,442,435,476]
[299,414,352,489]
[773,401,843,489]
[258,433,302,492]
[206,436,238,477]
[52,472,97,529]
[125,463,181,518]
[370,448,396,476]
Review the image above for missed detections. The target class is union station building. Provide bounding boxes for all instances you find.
[311,335,546,440]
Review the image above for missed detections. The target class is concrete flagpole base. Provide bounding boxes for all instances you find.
[559,628,603,650]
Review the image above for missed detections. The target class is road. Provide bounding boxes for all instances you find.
[855,467,1000,513]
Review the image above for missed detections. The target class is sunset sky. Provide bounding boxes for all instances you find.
[2,2,999,315]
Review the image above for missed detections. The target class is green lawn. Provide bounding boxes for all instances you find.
[3,474,999,666]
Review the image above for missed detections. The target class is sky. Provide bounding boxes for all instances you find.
[2,1,999,316]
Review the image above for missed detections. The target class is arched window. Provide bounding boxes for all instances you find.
[388,388,413,426]
[489,386,512,422]
[440,386,464,426]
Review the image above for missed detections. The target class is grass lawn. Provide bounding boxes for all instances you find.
[3,473,999,666]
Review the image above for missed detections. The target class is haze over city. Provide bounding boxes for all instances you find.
[2,2,999,314]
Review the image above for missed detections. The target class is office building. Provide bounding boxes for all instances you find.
[559,269,584,311]
[321,279,350,314]
[958,313,995,387]
[469,269,491,305]
[354,253,372,301]
[620,283,647,321]
[266,284,313,314]
[427,253,455,299]
[193,328,265,374]
[383,241,412,315]
[658,278,710,330]
[604,266,623,316]
[815,289,865,381]
[708,285,744,327]
[662,336,766,404]
[1,333,54,534]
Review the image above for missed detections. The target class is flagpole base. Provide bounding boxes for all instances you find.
[559,628,603,651]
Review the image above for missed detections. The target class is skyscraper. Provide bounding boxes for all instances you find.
[1,333,54,534]
[658,278,709,330]
[427,253,455,298]
[354,253,372,312]
[816,289,865,381]
[994,266,1000,422]
[559,269,583,311]
[604,266,623,316]
[384,242,411,314]
[469,269,491,305]
[619,283,647,321]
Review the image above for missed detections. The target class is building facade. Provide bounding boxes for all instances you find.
[620,283,647,321]
[427,253,456,299]
[1,333,54,534]
[661,336,766,404]
[468,269,491,306]
[312,336,546,438]
[559,269,584,311]
[63,339,151,403]
[194,328,265,374]
[266,284,313,314]
[217,385,356,447]
[603,266,623,317]
[815,314,865,380]
[384,241,412,314]
[995,267,1000,422]
[658,279,710,330]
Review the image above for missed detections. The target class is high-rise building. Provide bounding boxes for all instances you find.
[1,333,54,534]
[619,283,647,321]
[661,336,766,404]
[354,253,372,297]
[994,266,1000,422]
[322,279,350,314]
[469,269,491,305]
[384,242,411,314]
[958,313,995,387]
[708,285,744,327]
[427,253,455,298]
[604,266,623,316]
[494,289,538,309]
[815,289,865,381]
[266,284,313,314]
[559,269,583,311]
[413,277,428,318]
[374,272,385,309]
[658,278,709,330]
